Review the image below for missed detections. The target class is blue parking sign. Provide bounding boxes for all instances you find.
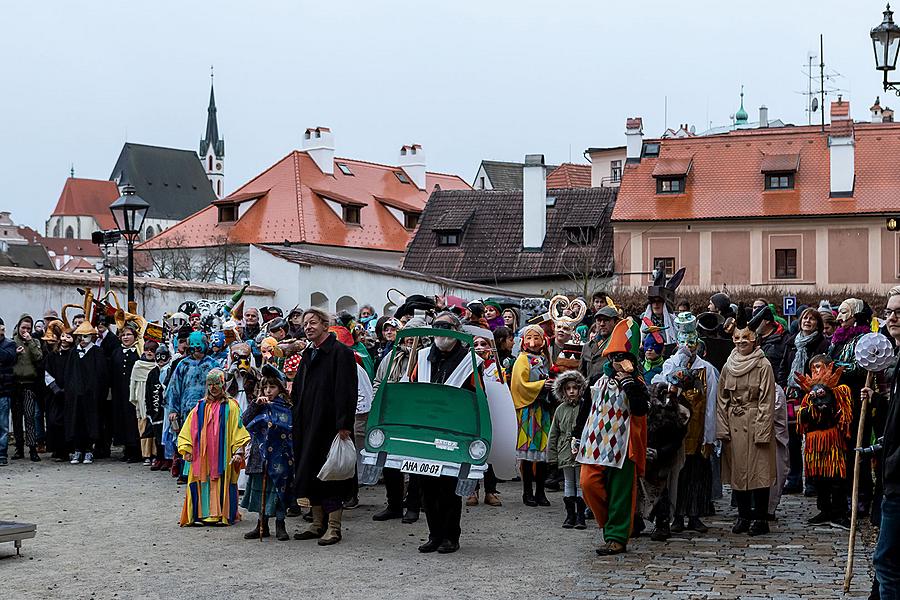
[783,295,797,317]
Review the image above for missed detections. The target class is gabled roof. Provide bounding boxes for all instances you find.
[256,244,527,297]
[546,163,592,188]
[613,120,900,222]
[403,187,617,282]
[40,237,104,259]
[60,257,97,272]
[109,143,216,220]
[139,151,469,252]
[0,244,54,270]
[476,160,559,190]
[50,178,119,229]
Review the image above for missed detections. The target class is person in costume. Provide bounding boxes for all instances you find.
[41,321,72,462]
[548,369,588,529]
[208,332,229,368]
[780,308,830,495]
[11,314,43,462]
[652,312,720,534]
[641,267,685,349]
[716,304,777,536]
[511,324,553,507]
[573,317,649,555]
[64,321,108,465]
[177,368,250,526]
[483,300,505,331]
[130,340,164,467]
[241,364,293,541]
[291,309,357,546]
[642,335,665,385]
[502,308,520,333]
[466,335,502,507]
[166,332,218,482]
[796,355,853,528]
[110,321,142,462]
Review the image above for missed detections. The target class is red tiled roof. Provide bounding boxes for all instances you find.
[51,178,119,230]
[546,163,592,188]
[759,153,800,173]
[60,257,97,272]
[613,121,900,222]
[651,157,692,178]
[40,237,104,258]
[139,151,470,251]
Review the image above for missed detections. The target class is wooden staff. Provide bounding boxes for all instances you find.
[843,370,874,593]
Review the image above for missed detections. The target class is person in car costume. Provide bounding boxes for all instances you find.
[573,317,649,556]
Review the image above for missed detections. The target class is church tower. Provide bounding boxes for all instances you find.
[200,68,225,199]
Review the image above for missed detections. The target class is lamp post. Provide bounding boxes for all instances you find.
[872,4,900,94]
[109,184,149,306]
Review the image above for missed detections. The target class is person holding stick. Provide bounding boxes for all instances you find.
[863,289,900,599]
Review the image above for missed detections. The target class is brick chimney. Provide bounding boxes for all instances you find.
[522,154,547,249]
[625,117,644,161]
[398,144,426,190]
[302,127,334,175]
[828,98,854,196]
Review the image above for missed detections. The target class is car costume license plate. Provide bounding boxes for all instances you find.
[400,459,442,477]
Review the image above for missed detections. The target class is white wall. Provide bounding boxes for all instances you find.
[296,243,405,268]
[249,245,529,314]
[472,164,493,190]
[588,149,627,187]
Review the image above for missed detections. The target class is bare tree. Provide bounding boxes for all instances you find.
[560,227,609,300]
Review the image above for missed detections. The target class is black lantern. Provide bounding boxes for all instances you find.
[872,4,900,93]
[109,184,149,305]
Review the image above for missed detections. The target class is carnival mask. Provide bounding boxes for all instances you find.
[206,369,226,399]
[473,337,492,360]
[522,328,545,353]
[732,327,756,356]
[231,346,252,373]
[837,299,862,325]
[809,383,835,412]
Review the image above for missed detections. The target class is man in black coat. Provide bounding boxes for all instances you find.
[109,322,141,462]
[292,308,357,546]
[64,323,108,464]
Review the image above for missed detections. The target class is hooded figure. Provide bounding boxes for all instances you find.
[548,369,589,529]
[641,267,685,347]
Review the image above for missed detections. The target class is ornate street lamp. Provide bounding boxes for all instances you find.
[109,184,149,305]
[872,4,900,93]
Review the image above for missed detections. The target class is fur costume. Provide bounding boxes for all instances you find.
[796,364,853,479]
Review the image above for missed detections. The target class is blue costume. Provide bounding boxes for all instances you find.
[240,395,293,519]
[165,355,219,419]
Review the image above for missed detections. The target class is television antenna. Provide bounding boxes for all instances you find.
[797,36,846,127]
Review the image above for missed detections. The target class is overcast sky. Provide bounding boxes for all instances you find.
[0,0,889,230]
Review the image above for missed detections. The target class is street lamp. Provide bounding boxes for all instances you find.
[109,184,149,305]
[872,4,900,93]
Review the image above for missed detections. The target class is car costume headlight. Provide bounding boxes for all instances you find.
[468,439,488,460]
[368,428,385,448]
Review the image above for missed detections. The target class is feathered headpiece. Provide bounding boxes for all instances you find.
[795,362,844,393]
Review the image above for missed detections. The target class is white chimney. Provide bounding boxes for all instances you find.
[759,105,768,128]
[302,127,334,175]
[828,100,855,196]
[398,144,426,190]
[522,154,547,249]
[871,97,884,123]
[625,117,644,160]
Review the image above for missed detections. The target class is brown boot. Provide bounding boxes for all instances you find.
[293,506,326,540]
[484,492,502,507]
[317,509,343,545]
[466,491,479,506]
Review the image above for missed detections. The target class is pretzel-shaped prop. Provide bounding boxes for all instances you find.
[548,295,588,326]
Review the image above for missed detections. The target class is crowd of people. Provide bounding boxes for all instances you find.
[1,280,898,598]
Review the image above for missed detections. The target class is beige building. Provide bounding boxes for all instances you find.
[611,99,900,293]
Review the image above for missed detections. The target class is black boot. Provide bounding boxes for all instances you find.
[670,515,685,533]
[29,447,41,462]
[687,517,708,533]
[275,519,289,541]
[244,519,270,539]
[522,462,536,506]
[732,518,751,534]
[534,463,551,506]
[562,497,576,528]
[632,514,646,537]
[12,447,24,460]
[651,515,671,541]
[574,497,587,530]
[748,519,769,536]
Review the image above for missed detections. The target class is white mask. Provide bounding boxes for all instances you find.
[434,336,456,351]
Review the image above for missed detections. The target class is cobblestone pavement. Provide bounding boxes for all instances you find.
[1,457,878,600]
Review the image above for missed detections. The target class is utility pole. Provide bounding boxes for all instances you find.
[820,34,826,133]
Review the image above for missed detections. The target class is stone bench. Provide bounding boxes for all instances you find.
[0,521,37,556]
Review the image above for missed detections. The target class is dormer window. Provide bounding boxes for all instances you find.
[565,226,596,245]
[395,171,411,184]
[404,212,420,229]
[337,163,353,176]
[641,142,660,158]
[342,205,361,225]
[217,204,237,222]
[437,231,460,246]
[656,177,684,194]
[765,173,795,190]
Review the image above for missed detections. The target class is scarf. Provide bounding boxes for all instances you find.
[643,355,664,374]
[787,331,817,389]
[724,347,766,377]
[129,358,157,420]
[830,324,871,347]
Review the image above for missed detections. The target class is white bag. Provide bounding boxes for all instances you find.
[316,434,358,481]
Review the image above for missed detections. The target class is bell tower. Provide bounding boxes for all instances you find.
[200,66,225,199]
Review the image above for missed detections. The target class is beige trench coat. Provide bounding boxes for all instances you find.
[716,353,776,491]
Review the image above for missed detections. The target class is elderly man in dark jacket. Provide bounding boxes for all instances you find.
[0,318,19,466]
[291,308,357,546]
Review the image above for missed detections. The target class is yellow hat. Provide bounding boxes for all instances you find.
[72,321,98,337]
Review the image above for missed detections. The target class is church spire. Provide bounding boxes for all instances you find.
[200,66,225,199]
[735,85,749,125]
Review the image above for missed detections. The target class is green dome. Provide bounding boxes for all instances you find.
[735,87,748,124]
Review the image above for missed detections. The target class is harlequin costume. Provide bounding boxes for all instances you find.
[796,362,853,524]
[177,369,250,526]
[511,324,553,506]
[574,317,649,555]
